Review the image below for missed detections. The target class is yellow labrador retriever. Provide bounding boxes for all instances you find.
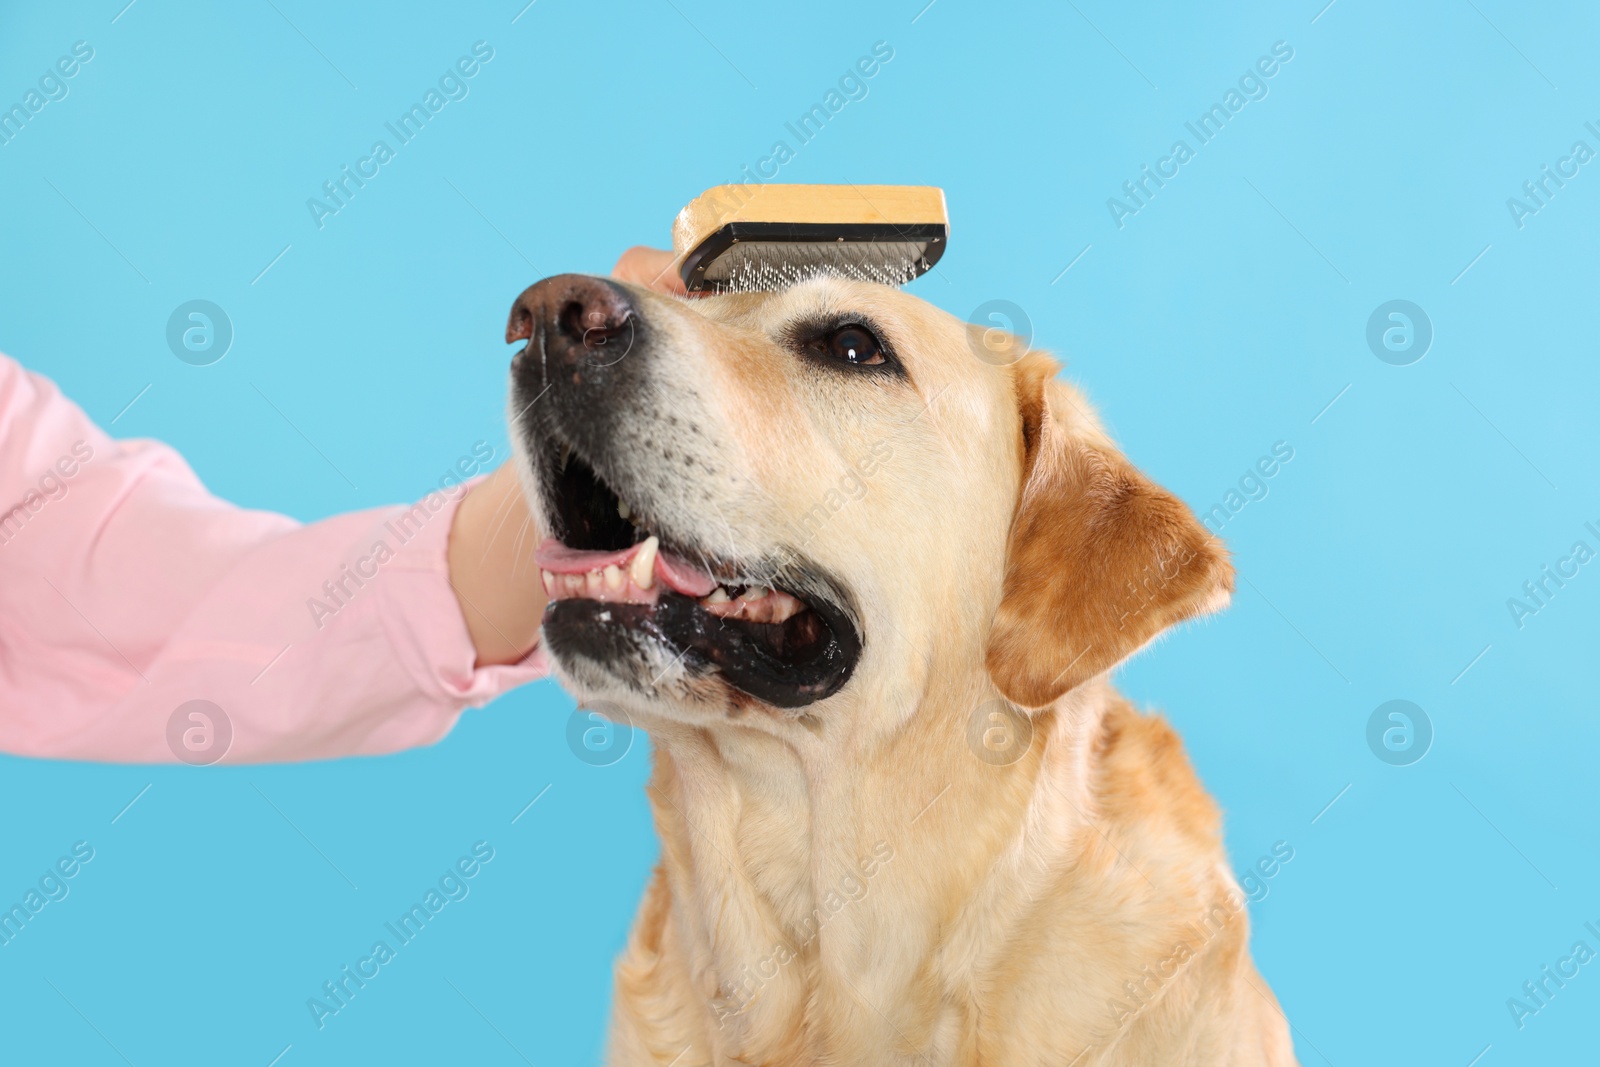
[505,273,1297,1066]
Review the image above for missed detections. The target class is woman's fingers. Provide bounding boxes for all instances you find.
[448,463,545,667]
[611,246,688,296]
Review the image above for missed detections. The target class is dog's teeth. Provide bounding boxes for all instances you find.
[541,570,556,596]
[603,564,624,590]
[740,585,769,601]
[630,535,659,590]
[617,499,631,520]
[565,574,584,594]
[705,587,730,604]
[585,571,603,596]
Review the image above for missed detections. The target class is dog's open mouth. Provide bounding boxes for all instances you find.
[529,445,861,709]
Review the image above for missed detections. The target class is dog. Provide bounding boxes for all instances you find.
[505,272,1298,1066]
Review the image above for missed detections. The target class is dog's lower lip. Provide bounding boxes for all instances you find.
[542,590,857,709]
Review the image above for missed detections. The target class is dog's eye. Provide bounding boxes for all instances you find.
[818,325,885,366]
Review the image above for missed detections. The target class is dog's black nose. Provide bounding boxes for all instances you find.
[506,274,635,362]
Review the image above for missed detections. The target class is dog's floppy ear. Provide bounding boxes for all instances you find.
[986,356,1234,709]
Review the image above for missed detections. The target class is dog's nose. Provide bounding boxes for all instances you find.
[506,274,635,361]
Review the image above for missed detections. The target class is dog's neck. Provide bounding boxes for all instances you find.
[636,668,1115,1062]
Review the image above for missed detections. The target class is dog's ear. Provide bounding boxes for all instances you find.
[985,356,1234,709]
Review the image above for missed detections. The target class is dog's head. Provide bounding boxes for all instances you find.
[506,274,1231,733]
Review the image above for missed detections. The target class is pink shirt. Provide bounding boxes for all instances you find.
[0,354,547,763]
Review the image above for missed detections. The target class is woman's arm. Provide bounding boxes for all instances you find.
[0,353,548,763]
[0,253,684,763]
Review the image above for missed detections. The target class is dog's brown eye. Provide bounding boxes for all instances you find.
[822,325,884,366]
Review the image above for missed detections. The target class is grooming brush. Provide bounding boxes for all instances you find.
[671,184,948,293]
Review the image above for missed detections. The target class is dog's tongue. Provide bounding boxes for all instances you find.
[533,536,716,598]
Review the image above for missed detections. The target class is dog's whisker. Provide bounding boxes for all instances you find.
[509,515,536,578]
[478,479,528,568]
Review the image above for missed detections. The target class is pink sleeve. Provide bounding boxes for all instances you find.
[0,353,548,764]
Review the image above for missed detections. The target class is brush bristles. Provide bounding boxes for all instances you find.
[672,185,949,293]
[702,240,931,293]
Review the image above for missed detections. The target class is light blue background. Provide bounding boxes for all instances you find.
[2,1,1597,1064]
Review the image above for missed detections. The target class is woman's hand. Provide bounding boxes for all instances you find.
[610,246,689,296]
[448,462,546,666]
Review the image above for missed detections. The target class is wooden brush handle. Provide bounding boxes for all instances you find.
[672,184,948,256]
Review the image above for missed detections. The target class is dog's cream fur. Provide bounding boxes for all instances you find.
[520,277,1297,1066]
